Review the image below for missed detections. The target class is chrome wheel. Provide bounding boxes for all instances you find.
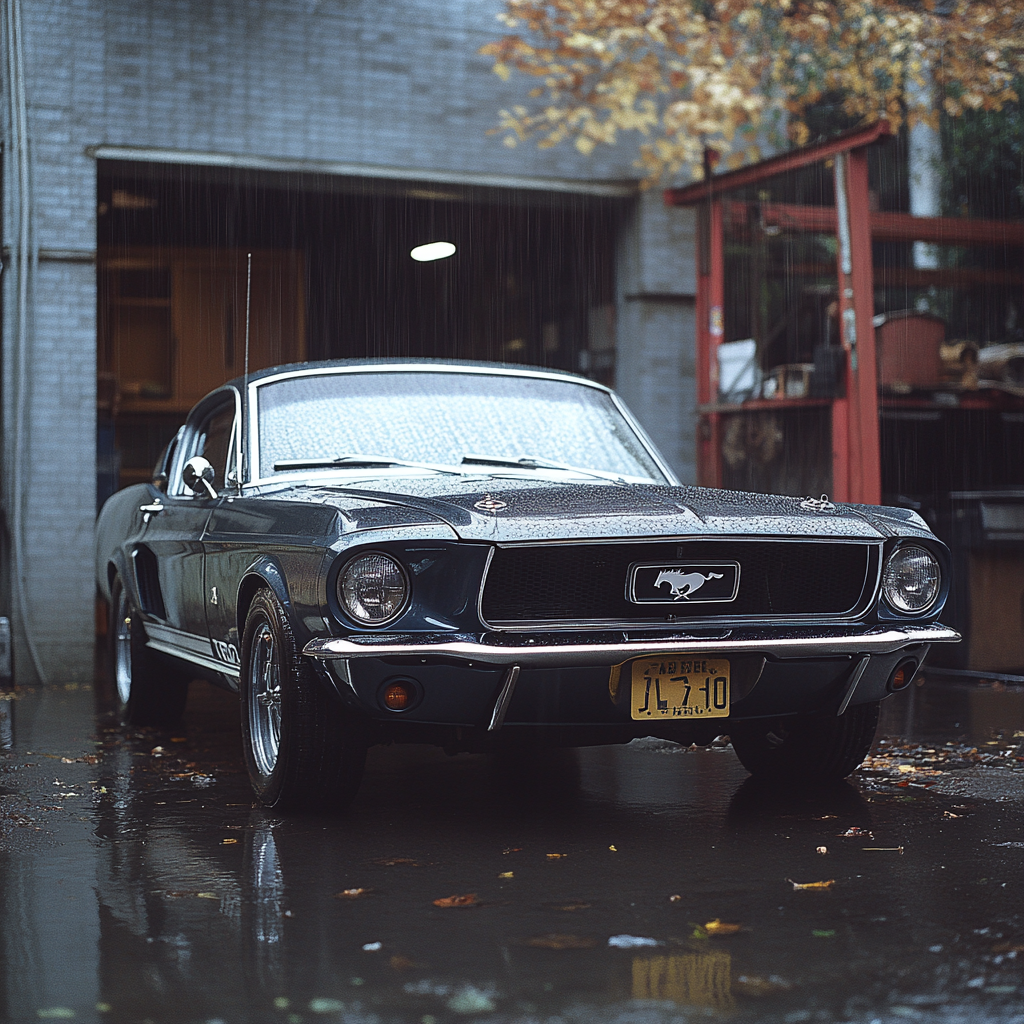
[114,587,133,706]
[248,622,282,777]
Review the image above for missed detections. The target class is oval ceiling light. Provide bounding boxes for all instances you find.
[410,241,456,262]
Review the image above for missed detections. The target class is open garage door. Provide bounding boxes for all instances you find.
[97,161,622,500]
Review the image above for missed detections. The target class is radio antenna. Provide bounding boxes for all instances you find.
[240,251,252,491]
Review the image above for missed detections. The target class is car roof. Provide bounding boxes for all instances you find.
[222,357,610,394]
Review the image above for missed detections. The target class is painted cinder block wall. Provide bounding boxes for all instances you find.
[0,0,697,683]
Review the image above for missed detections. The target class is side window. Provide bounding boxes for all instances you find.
[194,404,236,494]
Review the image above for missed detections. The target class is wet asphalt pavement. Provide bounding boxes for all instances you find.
[1,671,1023,1024]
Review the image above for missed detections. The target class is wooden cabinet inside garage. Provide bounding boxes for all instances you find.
[98,247,305,488]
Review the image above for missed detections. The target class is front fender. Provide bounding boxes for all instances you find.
[235,557,295,644]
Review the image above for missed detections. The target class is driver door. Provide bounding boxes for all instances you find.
[141,397,236,667]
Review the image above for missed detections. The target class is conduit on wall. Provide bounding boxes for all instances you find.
[3,0,47,684]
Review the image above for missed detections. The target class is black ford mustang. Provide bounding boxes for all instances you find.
[95,360,959,809]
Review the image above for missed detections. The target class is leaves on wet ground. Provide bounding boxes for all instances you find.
[502,847,522,854]
[498,871,513,879]
[432,893,479,908]
[546,852,566,859]
[522,933,598,949]
[373,856,426,867]
[787,878,835,890]
[861,738,1024,787]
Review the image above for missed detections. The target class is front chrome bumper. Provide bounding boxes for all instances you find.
[303,622,960,667]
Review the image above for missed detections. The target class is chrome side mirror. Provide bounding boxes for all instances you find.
[182,456,217,499]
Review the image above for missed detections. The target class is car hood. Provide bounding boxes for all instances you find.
[268,474,926,543]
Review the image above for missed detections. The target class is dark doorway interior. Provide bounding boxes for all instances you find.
[97,161,622,496]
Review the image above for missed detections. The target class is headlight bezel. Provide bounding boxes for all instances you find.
[335,550,410,627]
[881,543,943,617]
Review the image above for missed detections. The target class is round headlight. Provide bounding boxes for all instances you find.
[882,545,941,615]
[338,552,408,625]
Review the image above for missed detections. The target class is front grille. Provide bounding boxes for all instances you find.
[480,541,877,626]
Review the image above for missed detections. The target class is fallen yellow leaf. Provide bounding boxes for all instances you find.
[546,853,566,859]
[787,878,834,890]
[498,871,514,879]
[221,838,238,845]
[704,919,743,936]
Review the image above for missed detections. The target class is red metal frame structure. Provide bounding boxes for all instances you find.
[667,121,1024,504]
[667,121,890,502]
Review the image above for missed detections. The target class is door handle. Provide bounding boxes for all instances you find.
[140,502,165,524]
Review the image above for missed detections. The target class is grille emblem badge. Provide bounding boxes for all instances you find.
[474,494,507,513]
[653,569,723,600]
[628,562,740,605]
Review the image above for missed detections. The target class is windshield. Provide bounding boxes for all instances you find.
[255,370,666,482]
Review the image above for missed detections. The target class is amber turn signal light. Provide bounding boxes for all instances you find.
[888,659,917,692]
[383,682,412,711]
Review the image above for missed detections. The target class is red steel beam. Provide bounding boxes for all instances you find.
[724,201,1024,246]
[665,120,892,207]
[869,211,1024,247]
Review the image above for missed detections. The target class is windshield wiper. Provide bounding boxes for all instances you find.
[273,454,463,475]
[460,453,626,484]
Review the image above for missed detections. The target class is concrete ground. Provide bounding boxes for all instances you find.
[1,670,1023,1024]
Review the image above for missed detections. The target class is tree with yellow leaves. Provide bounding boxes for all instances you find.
[481,0,1024,182]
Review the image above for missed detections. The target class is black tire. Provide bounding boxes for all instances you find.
[239,588,367,811]
[109,573,190,727]
[729,701,880,782]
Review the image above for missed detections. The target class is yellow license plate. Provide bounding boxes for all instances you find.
[630,657,730,721]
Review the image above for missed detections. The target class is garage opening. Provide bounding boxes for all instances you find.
[96,161,623,499]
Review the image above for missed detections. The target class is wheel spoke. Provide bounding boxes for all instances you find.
[249,622,282,777]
